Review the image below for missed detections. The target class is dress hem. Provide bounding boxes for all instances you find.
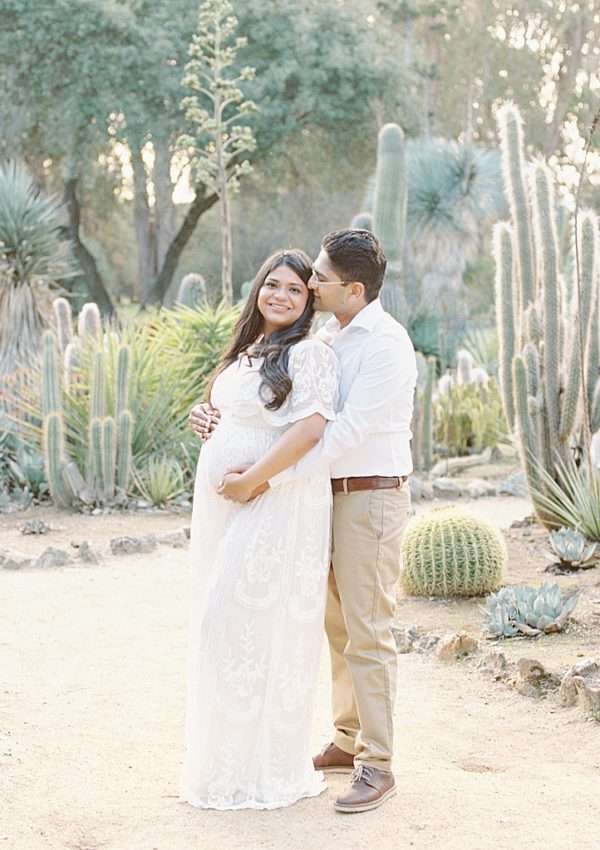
[178,775,327,811]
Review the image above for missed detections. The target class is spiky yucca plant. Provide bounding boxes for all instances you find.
[148,301,240,420]
[0,161,73,379]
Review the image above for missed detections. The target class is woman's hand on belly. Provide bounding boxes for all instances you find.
[218,466,270,502]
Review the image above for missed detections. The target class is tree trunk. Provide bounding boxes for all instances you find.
[219,185,233,306]
[153,134,176,269]
[130,143,156,301]
[63,177,114,316]
[142,187,219,306]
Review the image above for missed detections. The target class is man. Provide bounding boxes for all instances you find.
[189,229,417,813]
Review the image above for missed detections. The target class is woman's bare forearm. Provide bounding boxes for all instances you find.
[242,414,326,490]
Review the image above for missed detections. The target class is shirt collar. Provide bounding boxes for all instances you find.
[322,298,384,340]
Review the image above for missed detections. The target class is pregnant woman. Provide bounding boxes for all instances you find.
[179,249,339,810]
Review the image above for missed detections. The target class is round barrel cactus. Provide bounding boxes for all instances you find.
[401,507,506,597]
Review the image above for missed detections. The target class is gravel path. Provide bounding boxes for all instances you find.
[3,496,600,849]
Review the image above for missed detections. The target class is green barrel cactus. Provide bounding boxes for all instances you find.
[401,507,506,597]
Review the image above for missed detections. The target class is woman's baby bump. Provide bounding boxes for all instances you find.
[200,419,275,490]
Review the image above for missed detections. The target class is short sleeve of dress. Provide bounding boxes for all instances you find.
[263,338,339,426]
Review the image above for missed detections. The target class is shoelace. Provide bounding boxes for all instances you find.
[351,764,376,786]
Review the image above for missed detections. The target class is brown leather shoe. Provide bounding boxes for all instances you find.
[334,765,396,813]
[312,742,355,774]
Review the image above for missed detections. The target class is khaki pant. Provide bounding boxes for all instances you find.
[326,484,412,771]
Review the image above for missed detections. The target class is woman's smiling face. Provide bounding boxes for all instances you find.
[257,264,310,336]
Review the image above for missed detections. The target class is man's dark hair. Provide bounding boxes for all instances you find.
[321,228,387,302]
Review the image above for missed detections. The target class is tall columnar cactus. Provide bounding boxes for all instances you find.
[77,302,102,339]
[43,411,70,508]
[116,409,133,491]
[372,123,407,319]
[90,350,106,420]
[52,297,73,353]
[373,123,406,263]
[116,344,131,416]
[41,331,61,417]
[177,273,206,309]
[40,326,135,507]
[410,353,435,472]
[89,417,104,493]
[422,356,435,471]
[496,103,536,321]
[64,338,82,391]
[102,417,116,501]
[401,507,506,597]
[493,102,600,527]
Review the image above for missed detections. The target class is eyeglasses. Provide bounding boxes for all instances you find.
[309,273,355,287]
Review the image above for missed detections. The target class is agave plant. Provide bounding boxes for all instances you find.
[132,454,187,507]
[482,582,580,638]
[146,301,240,422]
[546,527,597,570]
[0,160,74,380]
[531,453,600,540]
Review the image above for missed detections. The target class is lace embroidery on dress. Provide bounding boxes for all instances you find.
[180,337,339,810]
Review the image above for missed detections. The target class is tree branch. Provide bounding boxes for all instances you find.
[142,186,219,306]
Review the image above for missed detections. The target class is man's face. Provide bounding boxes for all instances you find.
[308,248,354,314]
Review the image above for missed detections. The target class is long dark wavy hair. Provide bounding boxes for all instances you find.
[205,249,315,410]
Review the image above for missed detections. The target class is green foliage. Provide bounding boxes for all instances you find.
[401,506,506,597]
[133,454,186,507]
[0,428,46,500]
[434,379,507,457]
[147,302,240,420]
[0,161,73,378]
[0,161,73,286]
[7,300,238,506]
[483,583,579,638]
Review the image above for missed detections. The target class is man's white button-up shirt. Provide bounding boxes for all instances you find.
[271,297,417,486]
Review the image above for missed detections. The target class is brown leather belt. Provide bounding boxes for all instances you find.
[331,475,407,495]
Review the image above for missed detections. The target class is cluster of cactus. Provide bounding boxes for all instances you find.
[437,350,490,396]
[411,351,435,471]
[493,102,600,527]
[483,582,579,638]
[42,298,133,507]
[545,527,598,570]
[177,273,206,308]
[400,506,506,597]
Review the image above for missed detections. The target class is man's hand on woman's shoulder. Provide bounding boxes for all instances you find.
[188,402,221,442]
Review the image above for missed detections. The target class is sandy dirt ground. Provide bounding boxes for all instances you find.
[2,496,600,850]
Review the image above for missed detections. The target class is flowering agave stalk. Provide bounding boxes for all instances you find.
[179,0,257,307]
[482,582,580,638]
[546,527,597,570]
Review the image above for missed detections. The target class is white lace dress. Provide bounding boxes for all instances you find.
[179,338,339,810]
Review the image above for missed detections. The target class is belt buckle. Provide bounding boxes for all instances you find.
[342,477,349,495]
